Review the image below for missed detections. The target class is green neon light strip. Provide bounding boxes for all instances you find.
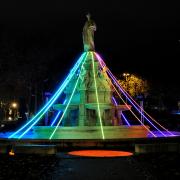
[49,52,88,139]
[91,52,105,139]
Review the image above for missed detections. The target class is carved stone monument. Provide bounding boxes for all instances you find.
[82,13,96,51]
[33,15,149,139]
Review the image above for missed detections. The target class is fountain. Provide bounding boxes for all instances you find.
[0,15,178,155]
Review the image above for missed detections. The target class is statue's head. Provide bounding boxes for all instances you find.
[86,13,91,21]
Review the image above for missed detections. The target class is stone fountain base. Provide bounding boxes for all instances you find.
[32,125,149,139]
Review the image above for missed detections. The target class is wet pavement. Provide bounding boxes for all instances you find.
[0,152,180,180]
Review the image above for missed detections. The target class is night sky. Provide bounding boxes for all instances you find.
[0,1,180,95]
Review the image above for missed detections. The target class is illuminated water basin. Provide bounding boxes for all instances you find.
[68,150,133,157]
[0,131,180,140]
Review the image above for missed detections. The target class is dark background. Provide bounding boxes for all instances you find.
[0,0,180,108]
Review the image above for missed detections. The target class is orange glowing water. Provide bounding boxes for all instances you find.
[68,150,133,157]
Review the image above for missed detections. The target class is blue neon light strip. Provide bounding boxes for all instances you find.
[51,112,61,126]
[49,52,88,139]
[112,96,131,126]
[50,99,67,126]
[121,113,131,126]
[17,53,87,139]
[9,52,86,139]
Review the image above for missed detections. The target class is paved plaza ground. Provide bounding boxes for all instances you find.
[0,152,180,180]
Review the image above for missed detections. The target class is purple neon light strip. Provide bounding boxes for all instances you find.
[95,52,173,136]
[117,80,174,136]
[111,74,166,136]
[95,54,166,137]
[98,62,165,137]
[112,96,131,126]
[110,77,156,137]
[94,54,156,137]
[96,53,173,136]
[107,72,172,136]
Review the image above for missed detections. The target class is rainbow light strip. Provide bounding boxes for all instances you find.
[95,52,156,137]
[18,54,86,139]
[95,52,174,137]
[91,52,105,139]
[112,76,166,136]
[110,75,157,137]
[109,74,168,136]
[96,52,174,136]
[9,52,86,139]
[49,52,88,139]
[112,73,174,136]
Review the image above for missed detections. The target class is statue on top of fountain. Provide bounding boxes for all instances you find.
[82,13,96,52]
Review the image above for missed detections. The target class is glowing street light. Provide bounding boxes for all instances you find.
[11,102,18,109]
[10,102,18,121]
[123,73,130,80]
[122,73,130,88]
[8,116,13,121]
[123,73,130,102]
[123,73,130,76]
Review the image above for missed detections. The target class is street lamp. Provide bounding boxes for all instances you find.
[123,73,130,91]
[123,73,130,102]
[11,102,18,120]
[11,102,17,109]
[123,73,130,81]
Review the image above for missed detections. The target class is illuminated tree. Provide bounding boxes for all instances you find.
[118,73,149,97]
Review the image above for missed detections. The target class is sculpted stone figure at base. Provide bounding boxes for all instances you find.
[82,13,96,51]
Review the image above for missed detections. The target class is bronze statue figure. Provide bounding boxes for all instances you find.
[82,13,96,51]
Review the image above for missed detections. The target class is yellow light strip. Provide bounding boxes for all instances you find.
[91,52,105,139]
[49,52,88,139]
[101,66,156,137]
